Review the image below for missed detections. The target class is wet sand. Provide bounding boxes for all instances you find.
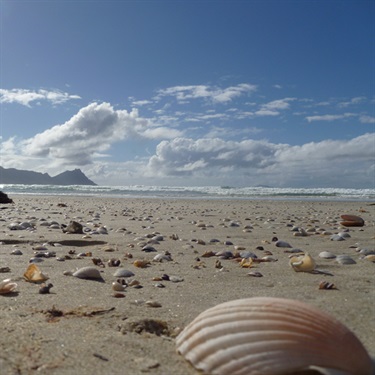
[0,196,374,374]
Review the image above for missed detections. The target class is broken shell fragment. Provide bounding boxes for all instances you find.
[319,281,337,290]
[112,279,127,291]
[176,297,374,375]
[39,283,53,294]
[72,266,104,281]
[0,278,18,294]
[24,264,49,283]
[289,252,316,272]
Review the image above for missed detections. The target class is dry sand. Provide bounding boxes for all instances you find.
[0,196,374,374]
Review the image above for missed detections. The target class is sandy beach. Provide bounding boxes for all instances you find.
[0,196,374,374]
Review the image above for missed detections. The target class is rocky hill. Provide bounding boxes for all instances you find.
[0,167,97,186]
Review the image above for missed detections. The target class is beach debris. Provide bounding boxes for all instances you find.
[0,278,18,294]
[0,267,11,273]
[289,252,316,272]
[335,255,356,265]
[364,254,375,262]
[107,258,121,267]
[112,292,125,298]
[319,281,337,290]
[319,251,336,259]
[240,258,253,268]
[146,300,162,308]
[11,249,23,255]
[112,279,127,291]
[275,240,292,248]
[24,264,49,283]
[62,220,83,234]
[247,271,263,277]
[113,269,135,278]
[340,214,364,227]
[153,252,173,262]
[101,245,116,252]
[133,259,151,268]
[176,297,374,375]
[39,283,54,294]
[330,234,345,241]
[72,266,104,281]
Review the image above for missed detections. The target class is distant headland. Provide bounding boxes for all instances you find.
[0,167,97,186]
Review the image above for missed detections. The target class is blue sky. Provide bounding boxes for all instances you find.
[0,0,374,188]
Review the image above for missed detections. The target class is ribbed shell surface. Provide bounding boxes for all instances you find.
[176,297,373,375]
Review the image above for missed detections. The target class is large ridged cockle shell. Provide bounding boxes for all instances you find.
[340,214,364,227]
[0,279,18,294]
[176,297,374,375]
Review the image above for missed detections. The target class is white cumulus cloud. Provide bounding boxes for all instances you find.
[0,88,81,107]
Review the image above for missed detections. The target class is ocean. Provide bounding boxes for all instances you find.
[1,184,374,201]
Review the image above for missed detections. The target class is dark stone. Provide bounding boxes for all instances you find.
[0,191,13,204]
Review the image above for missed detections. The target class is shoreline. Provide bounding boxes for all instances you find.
[1,196,374,374]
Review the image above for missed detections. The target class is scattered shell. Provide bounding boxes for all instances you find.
[113,269,135,278]
[319,251,336,259]
[330,234,345,241]
[0,279,18,294]
[319,281,337,290]
[63,220,83,234]
[364,254,375,262]
[239,258,253,268]
[39,283,53,294]
[112,279,127,291]
[146,300,162,308]
[24,264,49,283]
[11,249,23,255]
[336,255,356,265]
[247,271,263,277]
[0,267,11,273]
[133,259,151,268]
[169,276,184,283]
[340,214,364,227]
[289,252,316,272]
[176,297,374,375]
[72,266,104,281]
[275,240,292,248]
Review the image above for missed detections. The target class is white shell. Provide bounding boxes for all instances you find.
[73,266,103,280]
[176,297,374,375]
[289,252,316,272]
[0,279,18,294]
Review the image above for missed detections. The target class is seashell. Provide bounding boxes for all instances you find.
[72,266,104,281]
[364,254,375,262]
[330,234,345,241]
[0,278,18,294]
[247,271,263,277]
[275,240,292,248]
[142,245,156,252]
[289,252,316,272]
[11,249,23,255]
[101,245,116,252]
[63,220,83,234]
[112,280,127,291]
[133,259,151,268]
[336,255,356,265]
[319,251,336,259]
[24,264,49,283]
[113,269,135,278]
[240,258,253,268]
[153,253,172,262]
[319,281,337,290]
[39,283,53,294]
[340,214,364,227]
[176,297,374,375]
